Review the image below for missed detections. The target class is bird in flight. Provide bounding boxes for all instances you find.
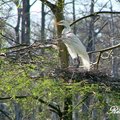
[58,20,90,70]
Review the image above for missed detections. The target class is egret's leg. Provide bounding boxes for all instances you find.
[74,55,80,68]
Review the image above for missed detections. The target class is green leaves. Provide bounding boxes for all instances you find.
[0,48,119,119]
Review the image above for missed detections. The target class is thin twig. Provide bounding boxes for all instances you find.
[96,52,102,69]
[0,109,12,120]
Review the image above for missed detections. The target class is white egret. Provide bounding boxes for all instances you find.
[58,20,90,70]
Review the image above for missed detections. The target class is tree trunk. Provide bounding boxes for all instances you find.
[87,0,95,61]
[21,0,30,45]
[72,94,79,120]
[13,102,22,120]
[55,1,72,119]
[85,0,96,119]
[40,0,69,68]
[40,1,70,119]
[41,2,45,53]
[55,0,69,68]
[109,0,118,77]
[73,0,76,34]
[72,1,79,120]
[41,2,45,43]
[15,8,22,45]
[63,97,72,120]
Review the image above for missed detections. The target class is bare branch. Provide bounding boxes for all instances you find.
[88,43,120,54]
[0,109,12,120]
[70,11,120,26]
[0,95,62,117]
[40,0,57,13]
[89,43,120,69]
[30,0,37,7]
[94,21,108,37]
[0,0,12,7]
[96,52,102,69]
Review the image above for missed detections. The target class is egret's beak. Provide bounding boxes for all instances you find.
[56,21,61,25]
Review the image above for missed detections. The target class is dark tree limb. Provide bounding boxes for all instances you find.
[0,109,12,120]
[30,0,37,7]
[89,43,120,54]
[0,95,62,118]
[70,11,120,26]
[88,43,120,68]
[94,21,108,37]
[40,0,57,13]
[96,52,102,69]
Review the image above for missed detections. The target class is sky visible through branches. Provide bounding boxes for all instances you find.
[1,0,119,25]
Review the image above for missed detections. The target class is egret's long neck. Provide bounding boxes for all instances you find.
[65,23,71,30]
[63,24,71,34]
[66,26,71,30]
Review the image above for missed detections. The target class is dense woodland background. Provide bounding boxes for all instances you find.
[0,0,120,120]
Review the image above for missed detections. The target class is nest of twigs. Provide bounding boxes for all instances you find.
[52,67,120,92]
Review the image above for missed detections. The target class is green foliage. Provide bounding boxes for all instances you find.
[0,48,120,119]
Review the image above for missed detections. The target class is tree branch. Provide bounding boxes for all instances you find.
[88,43,120,54]
[0,109,12,120]
[30,0,37,7]
[94,21,108,37]
[0,95,62,117]
[70,11,120,26]
[89,43,120,68]
[40,0,57,13]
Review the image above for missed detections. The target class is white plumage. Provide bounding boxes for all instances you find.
[58,20,90,70]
